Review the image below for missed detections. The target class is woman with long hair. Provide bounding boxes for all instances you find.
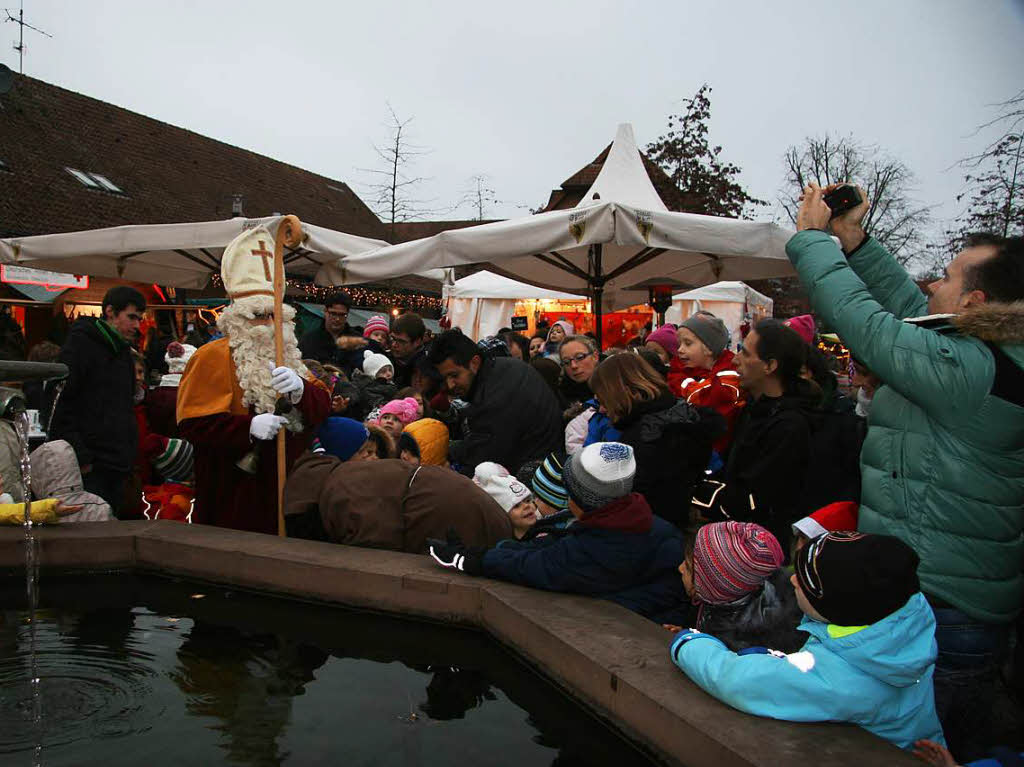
[588,352,723,526]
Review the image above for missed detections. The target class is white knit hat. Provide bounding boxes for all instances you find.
[563,441,636,512]
[480,473,533,513]
[362,349,393,379]
[221,226,278,300]
[472,461,510,487]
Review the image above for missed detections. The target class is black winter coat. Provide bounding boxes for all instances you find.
[452,357,563,476]
[298,323,382,375]
[801,392,865,514]
[49,317,137,472]
[351,372,398,420]
[614,393,724,526]
[717,391,814,551]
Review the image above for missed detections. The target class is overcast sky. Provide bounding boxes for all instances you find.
[5,0,1023,245]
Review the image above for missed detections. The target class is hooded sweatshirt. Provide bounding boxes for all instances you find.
[29,440,114,522]
[670,592,945,750]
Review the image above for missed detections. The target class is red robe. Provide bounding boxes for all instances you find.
[177,339,330,535]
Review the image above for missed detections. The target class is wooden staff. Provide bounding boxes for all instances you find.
[273,215,303,537]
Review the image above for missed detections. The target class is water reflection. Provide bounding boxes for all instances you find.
[0,575,656,767]
[171,624,327,765]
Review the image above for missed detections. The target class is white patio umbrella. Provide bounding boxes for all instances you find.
[0,216,392,289]
[321,124,795,346]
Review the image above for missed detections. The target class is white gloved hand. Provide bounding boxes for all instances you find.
[250,413,288,441]
[269,365,304,403]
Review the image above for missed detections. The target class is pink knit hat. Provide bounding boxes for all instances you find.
[784,315,816,345]
[363,315,390,339]
[378,397,419,425]
[692,521,784,605]
[646,324,679,357]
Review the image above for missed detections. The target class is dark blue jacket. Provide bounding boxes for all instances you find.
[480,493,685,618]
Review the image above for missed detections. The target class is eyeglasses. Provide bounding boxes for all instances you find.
[560,351,594,367]
[325,310,348,320]
[391,335,412,346]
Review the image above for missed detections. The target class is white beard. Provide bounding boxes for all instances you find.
[218,295,307,415]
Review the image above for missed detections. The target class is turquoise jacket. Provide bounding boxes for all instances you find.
[670,592,945,750]
[786,231,1024,623]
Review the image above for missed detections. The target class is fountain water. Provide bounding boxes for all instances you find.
[0,361,69,767]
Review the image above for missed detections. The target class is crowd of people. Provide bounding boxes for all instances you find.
[1,183,1021,765]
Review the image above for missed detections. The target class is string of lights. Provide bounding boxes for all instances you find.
[209,274,442,311]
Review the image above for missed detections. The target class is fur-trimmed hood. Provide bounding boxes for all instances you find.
[952,301,1024,344]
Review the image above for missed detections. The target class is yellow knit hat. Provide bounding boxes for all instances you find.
[404,418,449,466]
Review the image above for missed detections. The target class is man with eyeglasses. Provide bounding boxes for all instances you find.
[298,291,370,373]
[389,312,430,389]
[50,286,147,517]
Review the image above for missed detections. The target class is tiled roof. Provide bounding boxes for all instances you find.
[0,74,386,241]
[389,219,499,243]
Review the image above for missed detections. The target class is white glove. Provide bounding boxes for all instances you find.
[269,365,304,403]
[250,413,288,441]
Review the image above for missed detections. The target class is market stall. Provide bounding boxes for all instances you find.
[664,281,773,350]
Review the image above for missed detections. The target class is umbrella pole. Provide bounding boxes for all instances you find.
[591,243,604,350]
[273,215,303,537]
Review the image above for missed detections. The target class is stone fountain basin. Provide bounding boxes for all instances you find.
[0,521,920,767]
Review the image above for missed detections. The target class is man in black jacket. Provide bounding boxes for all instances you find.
[428,330,562,477]
[49,286,145,516]
[297,291,367,373]
[715,320,815,554]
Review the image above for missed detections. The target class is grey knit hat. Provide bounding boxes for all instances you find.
[562,442,636,512]
[680,311,730,357]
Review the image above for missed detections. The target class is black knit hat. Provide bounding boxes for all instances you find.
[794,532,920,626]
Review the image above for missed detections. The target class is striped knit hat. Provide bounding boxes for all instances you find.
[692,521,783,606]
[153,438,194,483]
[363,315,390,339]
[530,453,568,510]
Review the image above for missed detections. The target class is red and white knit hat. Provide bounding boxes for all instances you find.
[692,521,784,605]
[363,315,390,339]
[791,501,859,541]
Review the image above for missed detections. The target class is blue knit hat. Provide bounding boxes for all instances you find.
[317,417,370,461]
[531,453,568,510]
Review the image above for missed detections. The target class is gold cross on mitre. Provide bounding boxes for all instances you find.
[250,240,274,281]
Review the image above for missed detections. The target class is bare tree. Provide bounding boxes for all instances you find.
[359,104,437,241]
[459,174,497,220]
[947,89,1024,249]
[779,134,932,268]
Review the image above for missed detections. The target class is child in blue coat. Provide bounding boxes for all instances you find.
[428,442,685,619]
[670,531,945,751]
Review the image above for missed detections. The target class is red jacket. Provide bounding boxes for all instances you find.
[679,351,745,452]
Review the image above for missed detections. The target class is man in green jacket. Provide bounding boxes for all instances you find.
[786,183,1023,760]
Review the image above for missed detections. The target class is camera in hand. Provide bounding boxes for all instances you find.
[823,185,862,218]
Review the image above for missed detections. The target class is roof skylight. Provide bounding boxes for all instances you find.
[65,167,126,194]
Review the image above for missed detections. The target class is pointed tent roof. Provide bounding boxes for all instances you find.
[573,124,668,213]
[326,123,794,320]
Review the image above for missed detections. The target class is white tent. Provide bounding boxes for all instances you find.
[444,270,586,339]
[0,216,398,289]
[664,281,773,350]
[322,123,794,346]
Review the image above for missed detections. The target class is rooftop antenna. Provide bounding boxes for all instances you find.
[4,1,51,74]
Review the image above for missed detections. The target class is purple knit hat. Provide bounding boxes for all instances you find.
[646,324,679,357]
[692,521,784,605]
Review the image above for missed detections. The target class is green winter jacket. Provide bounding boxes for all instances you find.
[786,230,1024,624]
